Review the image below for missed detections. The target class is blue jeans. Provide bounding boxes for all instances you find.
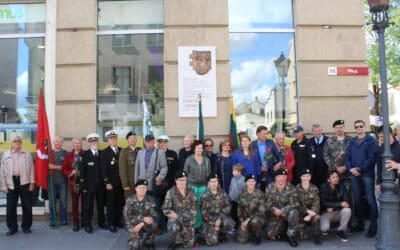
[350,175,378,231]
[48,180,68,224]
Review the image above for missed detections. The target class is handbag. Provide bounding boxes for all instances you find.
[152,149,170,196]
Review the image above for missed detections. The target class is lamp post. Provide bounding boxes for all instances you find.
[274,53,290,133]
[367,1,400,249]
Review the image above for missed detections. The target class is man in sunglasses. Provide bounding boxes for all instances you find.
[345,120,378,238]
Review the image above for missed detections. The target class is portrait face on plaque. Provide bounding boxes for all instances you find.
[189,50,211,75]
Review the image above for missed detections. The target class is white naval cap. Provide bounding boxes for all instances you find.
[86,133,100,142]
[157,135,170,142]
[105,129,118,138]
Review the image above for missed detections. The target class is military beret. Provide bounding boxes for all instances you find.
[144,134,155,141]
[293,125,303,133]
[207,173,219,181]
[174,170,187,180]
[245,174,257,182]
[299,168,312,177]
[126,131,136,139]
[86,133,99,142]
[274,168,288,177]
[105,129,118,138]
[332,119,345,127]
[134,179,148,187]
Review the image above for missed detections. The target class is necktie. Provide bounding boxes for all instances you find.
[114,147,118,154]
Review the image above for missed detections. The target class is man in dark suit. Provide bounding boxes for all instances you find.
[101,129,123,233]
[309,124,329,186]
[251,125,282,190]
[291,125,311,186]
[79,133,106,234]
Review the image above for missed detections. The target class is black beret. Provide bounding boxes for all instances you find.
[174,170,187,180]
[207,173,219,181]
[299,168,312,177]
[134,179,148,187]
[332,120,345,127]
[274,168,288,178]
[126,131,136,139]
[245,174,256,182]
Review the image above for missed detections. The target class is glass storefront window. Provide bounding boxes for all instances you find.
[98,0,163,31]
[0,3,45,152]
[97,0,164,140]
[229,0,293,30]
[229,0,296,137]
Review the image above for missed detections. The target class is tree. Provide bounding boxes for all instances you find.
[365,0,400,116]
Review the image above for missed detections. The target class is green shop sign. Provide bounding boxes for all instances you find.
[0,6,24,20]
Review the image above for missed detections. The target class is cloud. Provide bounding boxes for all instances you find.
[231,59,276,105]
[230,32,258,52]
[229,0,292,26]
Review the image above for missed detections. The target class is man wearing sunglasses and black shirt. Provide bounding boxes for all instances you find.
[345,120,378,238]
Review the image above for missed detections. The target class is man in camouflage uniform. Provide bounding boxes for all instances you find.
[237,174,266,246]
[119,131,140,197]
[200,173,236,246]
[265,168,299,247]
[123,179,158,250]
[162,170,197,250]
[322,119,357,229]
[295,168,321,245]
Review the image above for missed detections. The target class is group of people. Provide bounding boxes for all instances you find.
[1,118,400,249]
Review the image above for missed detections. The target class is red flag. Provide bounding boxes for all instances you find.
[35,87,53,189]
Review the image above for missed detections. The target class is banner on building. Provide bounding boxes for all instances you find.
[178,46,217,117]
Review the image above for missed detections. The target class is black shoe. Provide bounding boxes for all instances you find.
[167,243,181,250]
[61,221,68,227]
[84,226,93,234]
[312,235,321,246]
[365,230,377,238]
[350,225,364,232]
[50,222,55,228]
[23,228,31,234]
[143,243,155,250]
[251,235,261,246]
[337,231,348,242]
[6,229,17,236]
[219,232,227,243]
[73,224,80,232]
[98,223,108,230]
[109,225,117,233]
[287,237,298,247]
[116,222,124,228]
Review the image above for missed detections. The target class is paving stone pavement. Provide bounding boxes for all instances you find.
[0,220,376,250]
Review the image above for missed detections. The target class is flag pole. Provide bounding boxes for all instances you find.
[41,75,57,227]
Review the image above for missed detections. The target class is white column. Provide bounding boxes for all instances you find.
[45,0,57,139]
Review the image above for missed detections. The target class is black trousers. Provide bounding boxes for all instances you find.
[82,187,106,227]
[105,185,124,226]
[7,176,32,231]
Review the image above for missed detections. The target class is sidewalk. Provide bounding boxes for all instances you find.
[0,221,376,250]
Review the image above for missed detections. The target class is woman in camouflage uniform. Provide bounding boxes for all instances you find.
[295,168,321,245]
[200,173,235,246]
[123,179,158,250]
[237,174,266,246]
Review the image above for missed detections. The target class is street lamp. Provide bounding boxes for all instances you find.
[274,52,290,133]
[1,105,8,124]
[367,1,400,249]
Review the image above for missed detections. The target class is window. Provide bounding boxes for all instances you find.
[229,0,296,136]
[97,0,164,140]
[0,3,45,147]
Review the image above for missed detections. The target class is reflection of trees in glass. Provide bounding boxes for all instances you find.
[146,81,164,125]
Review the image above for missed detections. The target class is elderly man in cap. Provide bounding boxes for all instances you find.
[265,168,299,247]
[101,129,124,233]
[237,174,266,246]
[119,131,140,197]
[157,135,179,193]
[0,135,35,236]
[135,134,168,228]
[79,133,106,233]
[200,173,235,246]
[162,170,197,250]
[124,179,158,250]
[291,125,311,186]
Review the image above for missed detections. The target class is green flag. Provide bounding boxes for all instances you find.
[197,97,204,141]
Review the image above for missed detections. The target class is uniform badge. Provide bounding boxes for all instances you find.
[311,154,316,158]
[111,158,115,165]
[88,162,94,166]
